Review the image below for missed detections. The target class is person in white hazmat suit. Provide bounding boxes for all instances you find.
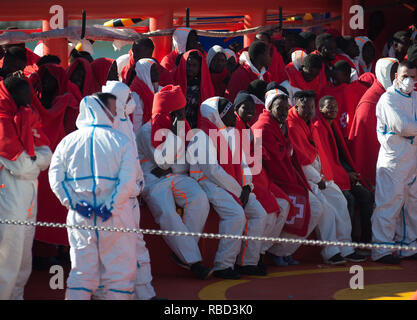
[0,77,52,300]
[49,93,138,300]
[136,85,212,280]
[187,96,268,279]
[372,60,417,263]
[94,81,156,300]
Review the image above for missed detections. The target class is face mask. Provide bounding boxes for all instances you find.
[397,77,414,95]
[95,97,120,129]
[125,96,136,115]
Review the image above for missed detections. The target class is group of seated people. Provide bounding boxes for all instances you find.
[1,23,417,300]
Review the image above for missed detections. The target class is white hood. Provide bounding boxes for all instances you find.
[376,57,399,90]
[355,36,372,70]
[76,95,113,129]
[224,48,237,62]
[173,27,192,54]
[291,49,307,71]
[102,81,131,114]
[239,51,266,80]
[135,58,156,93]
[200,97,226,129]
[207,45,225,68]
[265,89,288,110]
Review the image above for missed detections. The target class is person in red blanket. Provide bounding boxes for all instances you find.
[234,91,299,267]
[91,57,117,87]
[29,63,79,246]
[67,58,100,101]
[348,57,399,189]
[246,80,267,125]
[160,28,201,71]
[130,58,161,135]
[287,90,366,263]
[36,55,61,67]
[355,36,376,75]
[315,96,374,243]
[280,53,325,106]
[252,88,337,264]
[174,49,214,129]
[313,33,338,81]
[334,36,360,81]
[206,45,229,97]
[319,61,368,138]
[226,41,271,101]
[0,76,52,299]
[255,32,287,84]
[0,41,39,77]
[0,46,27,80]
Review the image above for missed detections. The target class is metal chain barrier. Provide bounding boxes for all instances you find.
[1,217,416,252]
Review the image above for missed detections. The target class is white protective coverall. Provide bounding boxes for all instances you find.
[132,58,162,136]
[187,97,267,270]
[136,120,210,267]
[100,81,155,300]
[49,96,138,300]
[372,84,417,260]
[302,156,355,259]
[0,147,51,300]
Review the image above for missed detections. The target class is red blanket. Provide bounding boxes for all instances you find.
[0,48,40,77]
[319,80,368,137]
[130,76,155,124]
[0,80,49,161]
[226,62,270,102]
[161,50,179,72]
[174,49,215,107]
[265,46,287,84]
[210,68,229,97]
[91,57,114,87]
[286,107,318,166]
[348,79,385,187]
[252,110,311,236]
[312,111,369,191]
[285,63,327,95]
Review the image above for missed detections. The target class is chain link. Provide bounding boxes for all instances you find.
[1,218,416,252]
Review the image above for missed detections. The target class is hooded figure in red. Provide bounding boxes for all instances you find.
[348,57,399,188]
[66,58,101,131]
[174,49,215,129]
[0,78,49,161]
[319,61,368,138]
[0,45,40,77]
[91,57,115,87]
[207,45,230,97]
[30,64,80,245]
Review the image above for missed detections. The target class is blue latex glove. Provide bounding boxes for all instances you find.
[75,201,93,219]
[95,205,112,222]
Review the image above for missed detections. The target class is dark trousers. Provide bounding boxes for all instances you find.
[343,185,374,243]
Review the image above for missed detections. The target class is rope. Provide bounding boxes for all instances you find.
[1,218,416,252]
[0,15,341,45]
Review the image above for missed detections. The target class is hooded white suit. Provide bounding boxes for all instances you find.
[100,81,155,300]
[0,145,51,300]
[372,80,417,260]
[187,97,267,270]
[49,95,138,300]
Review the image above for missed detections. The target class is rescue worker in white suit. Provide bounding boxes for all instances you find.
[136,85,212,280]
[98,81,156,300]
[372,60,417,263]
[187,96,268,279]
[49,93,138,299]
[0,77,52,300]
